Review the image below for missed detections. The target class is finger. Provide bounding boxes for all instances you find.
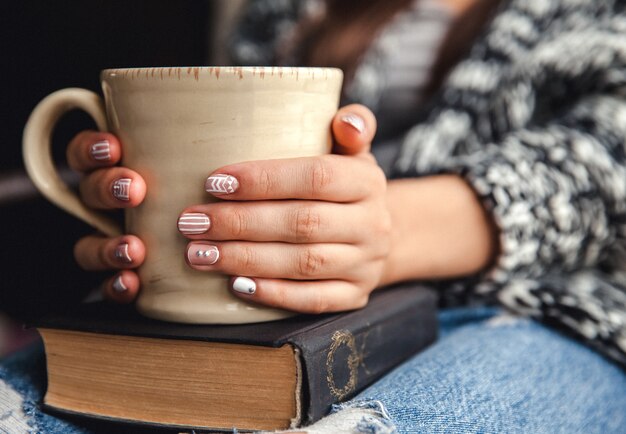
[185,241,363,280]
[228,277,369,314]
[67,130,122,172]
[74,234,146,271]
[205,154,385,202]
[103,271,140,304]
[79,167,147,209]
[331,104,377,156]
[178,201,375,244]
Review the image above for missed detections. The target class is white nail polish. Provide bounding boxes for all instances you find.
[232,277,256,295]
[341,113,365,134]
[112,275,128,293]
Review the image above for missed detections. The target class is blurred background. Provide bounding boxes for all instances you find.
[0,0,247,356]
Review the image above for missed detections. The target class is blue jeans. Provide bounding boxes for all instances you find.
[2,307,626,433]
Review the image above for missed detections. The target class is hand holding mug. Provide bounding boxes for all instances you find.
[24,67,343,323]
[70,104,389,314]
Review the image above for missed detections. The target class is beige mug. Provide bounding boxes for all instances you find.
[23,66,343,324]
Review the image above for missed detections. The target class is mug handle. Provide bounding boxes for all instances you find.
[23,88,122,237]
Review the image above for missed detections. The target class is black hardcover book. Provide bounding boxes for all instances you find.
[34,284,438,432]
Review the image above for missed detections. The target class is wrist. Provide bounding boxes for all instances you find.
[380,175,498,286]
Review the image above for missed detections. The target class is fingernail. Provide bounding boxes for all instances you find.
[187,244,219,265]
[112,178,132,201]
[114,243,132,263]
[112,275,128,293]
[178,213,211,235]
[205,174,239,194]
[90,140,111,161]
[341,113,365,134]
[232,276,256,295]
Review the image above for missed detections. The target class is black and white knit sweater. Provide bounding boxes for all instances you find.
[231,0,626,368]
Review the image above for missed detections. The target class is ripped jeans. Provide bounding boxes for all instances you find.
[3,307,626,434]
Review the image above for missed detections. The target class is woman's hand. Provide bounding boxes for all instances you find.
[68,130,147,303]
[70,104,391,313]
[179,105,390,313]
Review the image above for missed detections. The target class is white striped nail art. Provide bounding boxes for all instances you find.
[341,113,365,134]
[112,178,132,201]
[178,213,211,235]
[205,174,239,194]
[90,140,111,161]
[112,275,128,293]
[114,243,132,263]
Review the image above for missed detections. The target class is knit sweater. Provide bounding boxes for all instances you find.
[231,0,626,368]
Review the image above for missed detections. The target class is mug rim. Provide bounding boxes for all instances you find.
[101,66,343,81]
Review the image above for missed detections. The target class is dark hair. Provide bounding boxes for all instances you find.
[293,0,500,95]
[294,0,414,82]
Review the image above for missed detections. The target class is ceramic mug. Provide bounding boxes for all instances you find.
[23,66,343,324]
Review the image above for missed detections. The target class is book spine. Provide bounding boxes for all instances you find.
[291,289,438,424]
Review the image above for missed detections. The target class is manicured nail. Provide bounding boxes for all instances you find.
[232,276,256,295]
[341,113,365,134]
[112,178,132,201]
[112,275,128,293]
[187,244,220,265]
[205,174,239,194]
[90,140,111,161]
[114,243,132,263]
[178,213,211,235]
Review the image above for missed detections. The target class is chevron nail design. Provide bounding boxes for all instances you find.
[205,174,239,194]
[90,140,111,161]
[112,275,128,293]
[112,178,132,201]
[114,243,132,263]
[187,244,220,265]
[178,213,211,235]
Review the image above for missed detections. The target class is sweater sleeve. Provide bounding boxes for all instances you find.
[457,94,626,286]
[392,1,626,365]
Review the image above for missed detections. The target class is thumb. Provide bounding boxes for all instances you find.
[331,104,377,156]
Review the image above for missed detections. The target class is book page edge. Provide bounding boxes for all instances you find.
[290,345,303,428]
